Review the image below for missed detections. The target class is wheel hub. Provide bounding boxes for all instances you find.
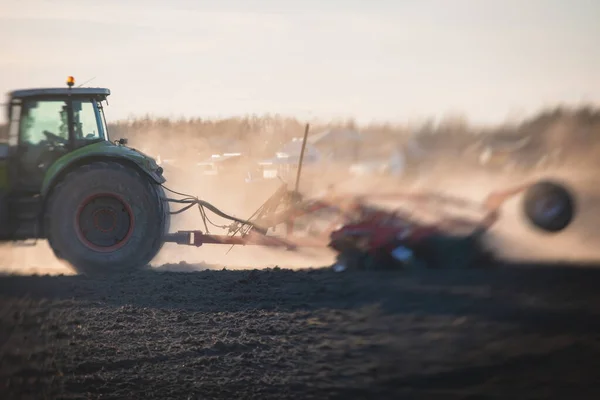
[93,209,117,232]
[76,194,134,251]
[535,196,563,220]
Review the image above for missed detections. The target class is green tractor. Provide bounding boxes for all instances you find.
[0,77,170,274]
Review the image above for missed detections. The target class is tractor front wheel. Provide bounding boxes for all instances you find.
[45,161,170,275]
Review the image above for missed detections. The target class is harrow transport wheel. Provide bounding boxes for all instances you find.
[45,161,170,275]
[523,180,575,233]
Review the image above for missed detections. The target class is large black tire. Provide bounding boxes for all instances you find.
[523,180,575,233]
[45,161,170,275]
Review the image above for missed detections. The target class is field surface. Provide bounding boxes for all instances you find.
[1,262,600,400]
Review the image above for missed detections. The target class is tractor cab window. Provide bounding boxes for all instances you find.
[7,100,21,147]
[19,100,69,146]
[72,99,104,144]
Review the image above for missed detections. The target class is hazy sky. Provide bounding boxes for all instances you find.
[1,0,599,125]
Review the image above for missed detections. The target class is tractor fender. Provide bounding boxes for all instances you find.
[41,141,166,199]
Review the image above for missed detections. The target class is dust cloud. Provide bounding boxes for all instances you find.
[0,242,74,275]
[152,166,337,271]
[405,164,600,263]
[1,133,599,276]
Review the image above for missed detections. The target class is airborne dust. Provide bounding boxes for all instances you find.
[1,120,600,275]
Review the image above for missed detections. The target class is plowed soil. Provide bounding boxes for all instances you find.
[1,263,600,400]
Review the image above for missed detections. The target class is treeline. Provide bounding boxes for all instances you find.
[2,105,600,162]
[104,106,600,163]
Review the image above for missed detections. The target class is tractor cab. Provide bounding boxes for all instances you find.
[2,77,111,192]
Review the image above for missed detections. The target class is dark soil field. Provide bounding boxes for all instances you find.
[1,262,600,400]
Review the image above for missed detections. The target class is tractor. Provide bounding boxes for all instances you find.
[0,77,170,274]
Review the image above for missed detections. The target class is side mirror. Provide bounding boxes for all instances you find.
[116,138,128,145]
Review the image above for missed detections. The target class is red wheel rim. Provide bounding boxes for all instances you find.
[75,193,135,252]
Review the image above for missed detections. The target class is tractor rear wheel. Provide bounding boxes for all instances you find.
[523,180,575,233]
[45,161,170,275]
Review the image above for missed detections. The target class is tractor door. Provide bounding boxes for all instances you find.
[13,98,71,191]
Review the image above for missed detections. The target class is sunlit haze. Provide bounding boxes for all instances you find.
[1,0,598,125]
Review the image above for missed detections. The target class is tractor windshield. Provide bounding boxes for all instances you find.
[71,99,108,144]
